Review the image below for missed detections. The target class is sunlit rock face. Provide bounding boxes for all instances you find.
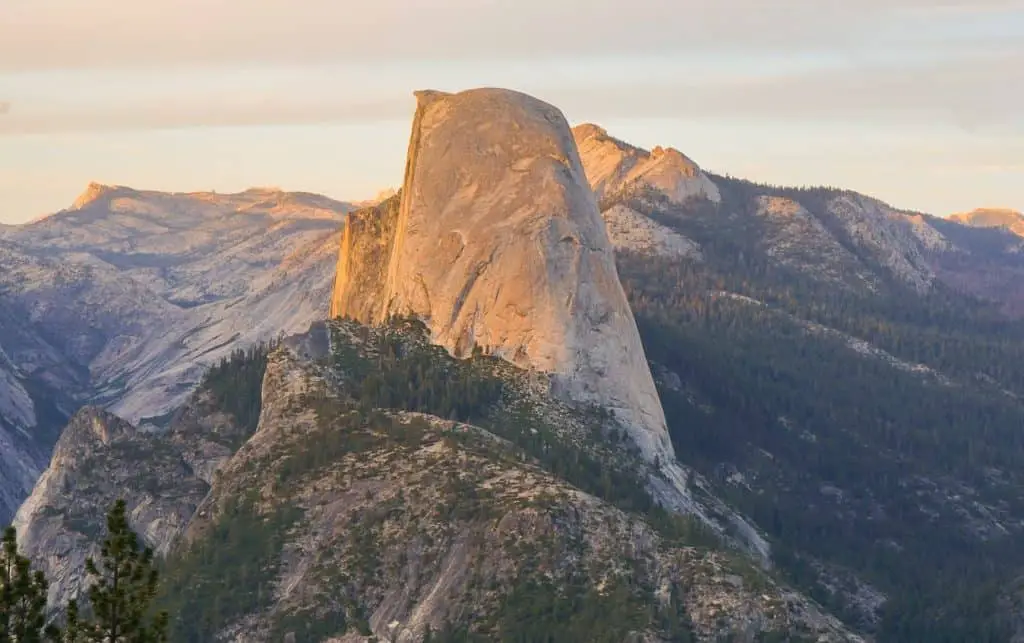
[330,87,674,464]
[572,123,721,204]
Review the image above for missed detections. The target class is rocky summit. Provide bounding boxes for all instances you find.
[331,88,673,470]
[572,123,721,205]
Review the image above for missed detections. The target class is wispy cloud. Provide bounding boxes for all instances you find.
[0,95,410,136]
[5,48,1017,137]
[1,0,1020,72]
[556,52,1024,130]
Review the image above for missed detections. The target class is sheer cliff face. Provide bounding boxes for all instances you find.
[331,88,672,463]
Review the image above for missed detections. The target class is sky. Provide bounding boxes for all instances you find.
[1,0,1021,223]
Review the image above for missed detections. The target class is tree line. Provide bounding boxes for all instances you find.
[1,501,166,643]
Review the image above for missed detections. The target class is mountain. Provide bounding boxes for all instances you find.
[0,296,81,522]
[330,88,674,476]
[18,318,860,642]
[0,344,49,521]
[0,185,352,522]
[14,88,853,642]
[950,208,1024,237]
[11,87,1024,641]
[14,348,263,612]
[572,124,720,205]
[575,127,1024,638]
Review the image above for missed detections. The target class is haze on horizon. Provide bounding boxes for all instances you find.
[1,0,1021,224]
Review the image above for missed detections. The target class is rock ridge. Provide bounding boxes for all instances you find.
[572,123,721,204]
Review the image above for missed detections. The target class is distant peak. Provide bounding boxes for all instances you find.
[572,123,609,141]
[650,146,701,177]
[651,145,692,164]
[950,207,1024,224]
[71,182,121,210]
[354,188,399,208]
[572,122,719,203]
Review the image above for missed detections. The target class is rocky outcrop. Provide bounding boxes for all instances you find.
[331,88,673,466]
[329,195,401,322]
[602,204,703,260]
[0,353,43,523]
[13,389,248,611]
[163,319,858,642]
[827,194,946,293]
[754,196,876,288]
[572,123,720,204]
[950,208,1024,237]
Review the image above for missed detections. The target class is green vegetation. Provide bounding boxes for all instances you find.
[610,180,1024,641]
[328,318,667,519]
[426,575,695,643]
[2,502,167,643]
[73,500,168,642]
[200,342,276,442]
[157,497,302,642]
[1,527,52,642]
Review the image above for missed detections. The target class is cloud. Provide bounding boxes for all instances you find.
[0,95,411,136]
[552,52,1024,129]
[0,102,9,114]
[0,0,1019,137]
[1,48,1020,137]
[1,0,1020,72]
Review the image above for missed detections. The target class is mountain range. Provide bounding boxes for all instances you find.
[3,87,1024,641]
[0,185,353,522]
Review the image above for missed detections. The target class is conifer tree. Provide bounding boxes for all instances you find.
[77,501,168,643]
[0,526,52,643]
[52,600,84,643]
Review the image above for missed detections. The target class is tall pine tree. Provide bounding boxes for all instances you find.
[0,526,52,643]
[77,501,167,643]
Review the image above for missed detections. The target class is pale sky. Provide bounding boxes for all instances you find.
[1,0,1021,223]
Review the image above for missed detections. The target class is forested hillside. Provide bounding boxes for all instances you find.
[611,180,1024,641]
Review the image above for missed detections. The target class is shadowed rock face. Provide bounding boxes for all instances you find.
[331,88,673,464]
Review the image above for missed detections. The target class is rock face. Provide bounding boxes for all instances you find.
[0,346,44,523]
[0,184,351,422]
[0,186,349,518]
[331,88,673,464]
[950,208,1024,237]
[13,386,252,611]
[601,204,703,260]
[160,319,859,642]
[572,123,721,204]
[0,333,70,524]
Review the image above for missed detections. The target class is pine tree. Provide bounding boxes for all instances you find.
[51,601,84,643]
[77,501,168,643]
[0,526,52,643]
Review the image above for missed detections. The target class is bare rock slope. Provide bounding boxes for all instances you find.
[572,123,721,205]
[13,383,253,612]
[331,88,672,466]
[950,207,1024,237]
[0,187,350,519]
